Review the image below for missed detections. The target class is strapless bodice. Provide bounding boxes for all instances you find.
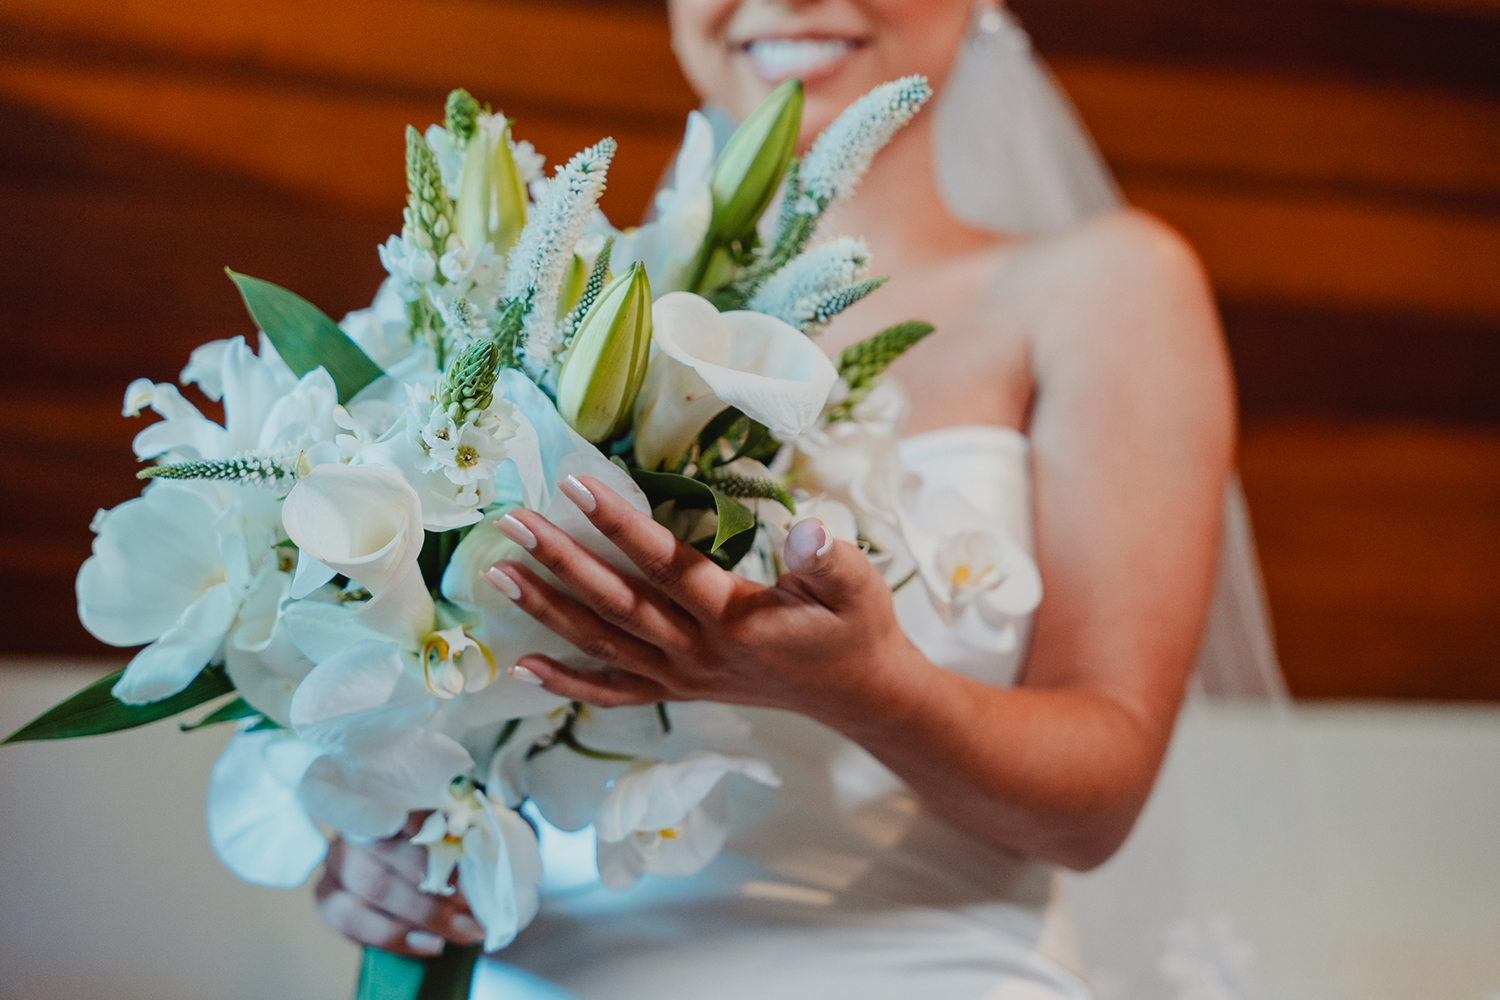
[494,426,1088,1000]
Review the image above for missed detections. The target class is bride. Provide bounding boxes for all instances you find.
[316,1,1276,995]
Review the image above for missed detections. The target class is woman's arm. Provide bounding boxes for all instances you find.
[488,210,1233,871]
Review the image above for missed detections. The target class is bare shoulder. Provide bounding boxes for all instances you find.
[993,208,1223,374]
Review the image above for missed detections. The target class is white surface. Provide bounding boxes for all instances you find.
[0,661,358,1000]
[1,661,1497,1000]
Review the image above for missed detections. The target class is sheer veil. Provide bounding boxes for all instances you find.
[933,5,1287,704]
[932,8,1342,1000]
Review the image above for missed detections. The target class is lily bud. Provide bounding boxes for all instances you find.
[556,253,588,322]
[708,79,803,247]
[453,116,529,255]
[489,120,529,255]
[556,263,652,443]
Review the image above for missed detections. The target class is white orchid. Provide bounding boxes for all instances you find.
[206,727,328,889]
[898,486,1041,653]
[594,751,780,890]
[76,480,288,704]
[633,292,839,470]
[410,780,543,951]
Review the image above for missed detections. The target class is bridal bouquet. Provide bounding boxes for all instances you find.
[6,74,1040,998]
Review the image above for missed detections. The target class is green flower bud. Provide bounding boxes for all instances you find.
[556,262,652,443]
[489,121,529,255]
[453,116,530,255]
[556,253,588,322]
[709,79,803,246]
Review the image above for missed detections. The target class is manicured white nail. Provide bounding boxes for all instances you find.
[495,513,537,550]
[559,475,596,513]
[815,524,833,558]
[405,930,445,955]
[510,664,544,685]
[450,913,485,942]
[483,566,522,601]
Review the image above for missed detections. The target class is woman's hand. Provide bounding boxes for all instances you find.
[315,814,487,958]
[483,474,927,730]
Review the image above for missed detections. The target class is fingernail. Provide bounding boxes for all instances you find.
[483,566,522,601]
[786,518,828,571]
[815,524,833,558]
[451,913,485,943]
[510,664,544,685]
[496,513,537,550]
[559,475,596,513]
[405,929,445,955]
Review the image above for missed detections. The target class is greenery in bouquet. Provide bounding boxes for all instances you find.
[3,72,1043,999]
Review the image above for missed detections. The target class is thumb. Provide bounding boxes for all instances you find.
[783,518,867,610]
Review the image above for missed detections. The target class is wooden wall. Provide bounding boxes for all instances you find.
[0,0,1495,698]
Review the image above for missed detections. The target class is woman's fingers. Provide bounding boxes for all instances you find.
[315,869,448,957]
[326,839,485,946]
[513,654,669,708]
[486,562,673,683]
[780,519,872,612]
[495,508,695,647]
[557,475,739,619]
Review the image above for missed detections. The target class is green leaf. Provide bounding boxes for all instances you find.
[226,269,386,405]
[630,468,756,553]
[354,944,483,1000]
[179,696,261,732]
[3,665,235,745]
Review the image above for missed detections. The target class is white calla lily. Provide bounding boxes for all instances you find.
[206,728,328,889]
[281,464,435,648]
[633,292,839,470]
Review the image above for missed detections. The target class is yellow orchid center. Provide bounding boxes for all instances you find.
[422,626,497,698]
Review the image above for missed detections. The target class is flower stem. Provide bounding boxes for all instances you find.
[354,944,484,1000]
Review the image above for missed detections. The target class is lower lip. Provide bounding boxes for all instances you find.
[743,41,865,85]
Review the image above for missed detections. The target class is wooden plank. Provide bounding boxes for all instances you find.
[1127,181,1500,321]
[1056,58,1500,201]
[0,0,697,119]
[1240,420,1500,699]
[0,59,682,225]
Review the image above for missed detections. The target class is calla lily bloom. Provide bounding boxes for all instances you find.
[633,292,839,470]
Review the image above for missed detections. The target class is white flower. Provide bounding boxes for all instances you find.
[281,465,434,645]
[339,280,419,370]
[410,781,543,951]
[378,235,437,302]
[593,752,779,889]
[898,487,1041,652]
[288,639,475,839]
[793,75,931,212]
[206,727,328,889]
[633,292,839,470]
[502,139,617,378]
[77,481,285,704]
[745,236,872,334]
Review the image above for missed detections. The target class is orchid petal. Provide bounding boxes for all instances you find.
[110,582,236,704]
[206,729,328,888]
[297,728,473,839]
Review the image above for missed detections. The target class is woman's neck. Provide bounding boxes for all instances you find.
[814,113,1002,274]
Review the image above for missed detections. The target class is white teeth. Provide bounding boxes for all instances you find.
[746,38,855,77]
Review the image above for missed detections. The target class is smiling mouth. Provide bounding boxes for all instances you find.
[743,38,864,81]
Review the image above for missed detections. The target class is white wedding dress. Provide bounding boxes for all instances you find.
[491,426,1091,1000]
